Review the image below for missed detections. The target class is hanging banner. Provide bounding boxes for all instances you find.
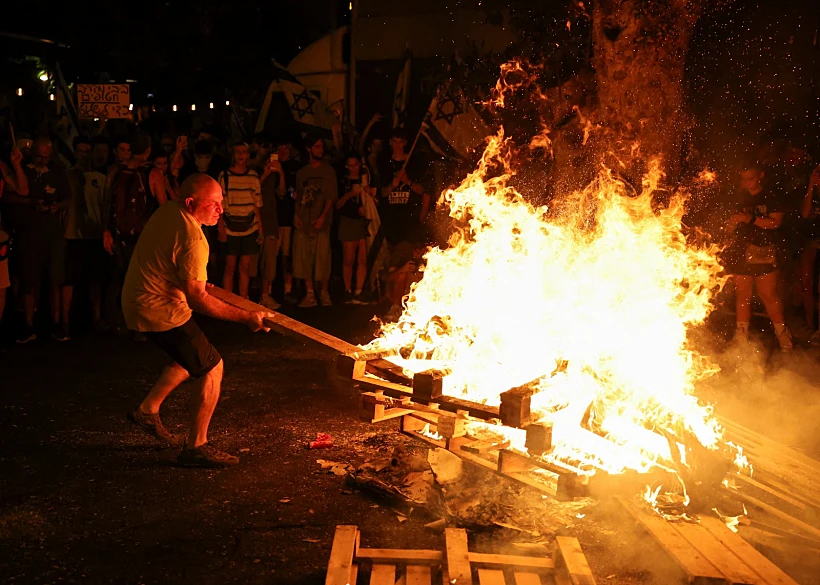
[76,84,130,119]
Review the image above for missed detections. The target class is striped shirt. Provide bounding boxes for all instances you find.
[218,169,263,236]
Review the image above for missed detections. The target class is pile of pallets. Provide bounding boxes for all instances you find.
[338,351,588,500]
[324,525,596,585]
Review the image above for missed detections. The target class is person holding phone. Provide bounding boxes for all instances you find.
[336,154,372,304]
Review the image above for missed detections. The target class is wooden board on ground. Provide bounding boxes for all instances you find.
[617,496,799,585]
[324,525,595,585]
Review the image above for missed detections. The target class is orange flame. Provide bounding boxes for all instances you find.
[366,128,738,491]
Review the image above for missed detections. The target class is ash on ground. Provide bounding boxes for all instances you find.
[317,429,591,539]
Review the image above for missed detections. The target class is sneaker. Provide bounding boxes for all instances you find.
[319,291,333,306]
[127,408,183,446]
[260,293,281,310]
[298,292,318,308]
[343,290,354,304]
[777,327,794,353]
[283,291,299,305]
[16,327,36,344]
[52,323,70,342]
[177,443,239,468]
[351,292,369,305]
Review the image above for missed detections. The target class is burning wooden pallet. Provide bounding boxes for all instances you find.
[211,290,815,584]
[324,525,596,585]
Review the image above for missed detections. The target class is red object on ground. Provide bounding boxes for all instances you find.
[309,433,333,449]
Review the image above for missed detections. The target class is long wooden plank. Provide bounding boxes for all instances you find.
[210,286,359,354]
[370,564,397,585]
[325,525,360,585]
[445,528,473,585]
[670,522,761,585]
[734,491,820,540]
[699,516,799,585]
[356,548,442,564]
[477,568,506,585]
[514,573,544,585]
[616,497,725,583]
[732,473,809,512]
[470,552,554,571]
[407,565,432,585]
[554,537,596,585]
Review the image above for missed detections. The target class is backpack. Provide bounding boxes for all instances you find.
[114,165,156,243]
[221,171,256,232]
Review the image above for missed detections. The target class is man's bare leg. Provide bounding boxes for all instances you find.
[187,359,224,448]
[140,362,191,414]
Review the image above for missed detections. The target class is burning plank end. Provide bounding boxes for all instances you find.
[525,422,554,455]
[413,370,447,401]
[499,387,534,428]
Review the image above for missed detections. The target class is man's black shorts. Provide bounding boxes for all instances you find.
[145,318,222,378]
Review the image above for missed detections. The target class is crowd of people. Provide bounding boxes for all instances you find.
[0,110,819,355]
[0,115,434,344]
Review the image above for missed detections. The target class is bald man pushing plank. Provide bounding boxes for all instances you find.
[122,173,272,467]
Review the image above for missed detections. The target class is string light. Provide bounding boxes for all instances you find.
[129,104,134,111]
[16,88,23,96]
[225,100,230,106]
[209,102,214,109]
[39,73,48,82]
[191,104,196,111]
[173,105,177,112]
[49,94,55,101]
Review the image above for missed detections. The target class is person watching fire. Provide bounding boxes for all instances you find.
[723,161,793,351]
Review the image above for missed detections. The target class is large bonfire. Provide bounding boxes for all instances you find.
[365,128,735,488]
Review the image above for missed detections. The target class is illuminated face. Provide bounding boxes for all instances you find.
[92,143,109,168]
[75,143,91,166]
[346,158,361,175]
[309,140,324,161]
[188,186,224,226]
[739,169,764,193]
[390,136,407,154]
[194,154,212,172]
[32,141,53,166]
[153,156,169,173]
[276,144,291,161]
[233,144,250,166]
[116,142,131,163]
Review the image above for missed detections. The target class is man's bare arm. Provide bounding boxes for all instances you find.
[181,280,270,331]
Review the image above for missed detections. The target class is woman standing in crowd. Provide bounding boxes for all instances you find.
[723,160,793,352]
[335,154,372,304]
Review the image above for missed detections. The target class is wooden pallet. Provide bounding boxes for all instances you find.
[360,389,587,500]
[617,496,799,585]
[717,416,820,542]
[325,525,596,585]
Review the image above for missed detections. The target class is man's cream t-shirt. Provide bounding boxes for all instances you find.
[122,201,209,332]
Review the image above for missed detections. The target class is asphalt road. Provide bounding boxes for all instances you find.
[1,304,819,584]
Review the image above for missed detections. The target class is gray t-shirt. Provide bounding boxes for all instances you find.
[295,163,337,234]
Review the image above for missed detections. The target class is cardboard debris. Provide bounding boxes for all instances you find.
[427,448,464,485]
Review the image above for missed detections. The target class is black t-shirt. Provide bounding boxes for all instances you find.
[25,165,72,240]
[339,175,365,219]
[277,159,300,228]
[377,157,425,245]
[731,189,784,248]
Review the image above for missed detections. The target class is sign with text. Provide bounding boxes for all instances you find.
[77,84,130,119]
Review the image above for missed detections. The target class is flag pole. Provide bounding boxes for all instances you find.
[401,117,426,172]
